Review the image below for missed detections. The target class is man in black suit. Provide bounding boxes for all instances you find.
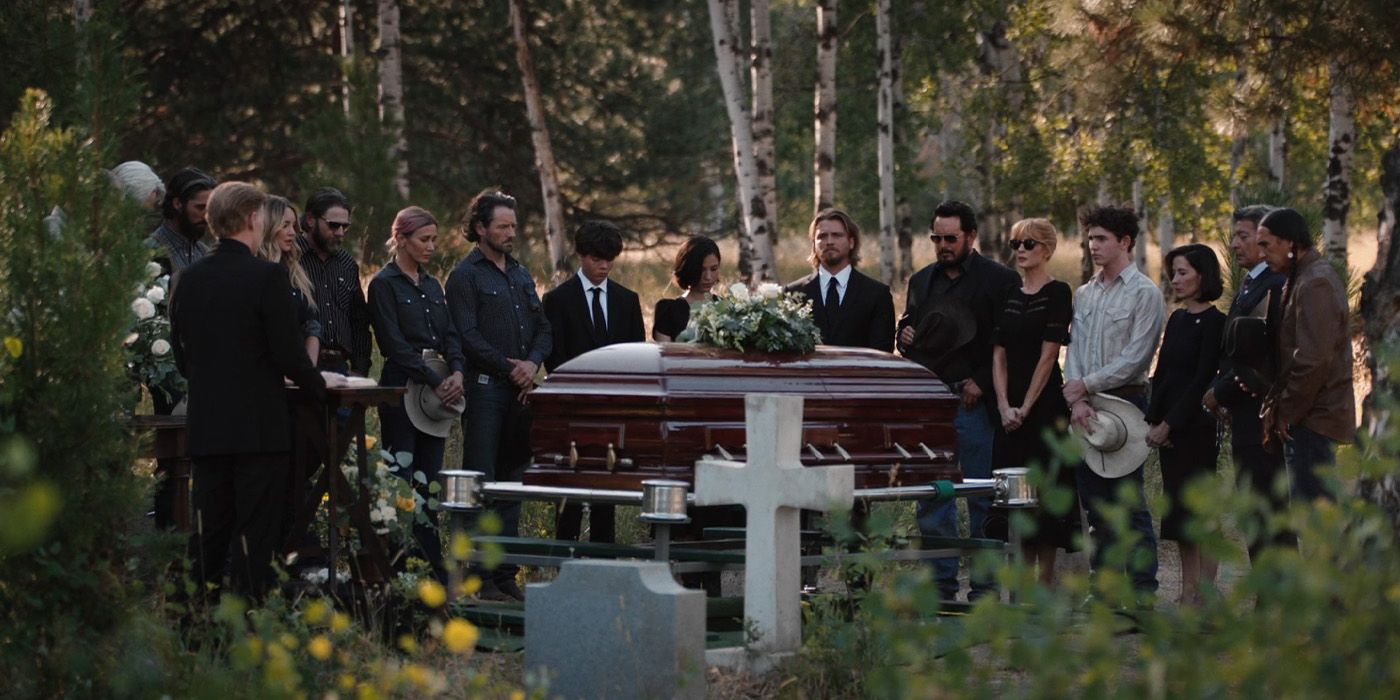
[171,182,326,604]
[785,208,895,352]
[898,200,1019,602]
[543,220,646,542]
[1202,204,1288,558]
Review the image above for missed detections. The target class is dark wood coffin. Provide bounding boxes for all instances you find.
[525,342,961,490]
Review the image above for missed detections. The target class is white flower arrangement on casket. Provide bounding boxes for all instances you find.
[686,281,822,354]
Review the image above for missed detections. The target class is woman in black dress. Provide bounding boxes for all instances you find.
[652,236,721,341]
[1147,243,1226,605]
[991,218,1079,585]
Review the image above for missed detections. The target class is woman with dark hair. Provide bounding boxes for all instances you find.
[368,206,466,580]
[1257,208,1354,504]
[990,218,1079,586]
[258,195,320,364]
[1146,242,1226,604]
[652,235,722,341]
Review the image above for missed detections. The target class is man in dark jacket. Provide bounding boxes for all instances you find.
[898,200,1019,602]
[171,182,326,604]
[1203,205,1289,557]
[542,220,645,542]
[785,208,895,352]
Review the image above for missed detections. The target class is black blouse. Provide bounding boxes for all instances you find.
[1147,306,1227,431]
[652,297,694,340]
[368,261,465,388]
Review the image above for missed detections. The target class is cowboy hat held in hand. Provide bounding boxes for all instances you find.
[405,353,465,438]
[1073,393,1150,479]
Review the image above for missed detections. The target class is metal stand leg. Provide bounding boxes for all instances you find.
[654,523,672,562]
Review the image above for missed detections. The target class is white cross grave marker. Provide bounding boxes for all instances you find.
[694,394,854,669]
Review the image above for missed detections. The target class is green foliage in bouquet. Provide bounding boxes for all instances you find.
[688,282,822,354]
[124,268,185,405]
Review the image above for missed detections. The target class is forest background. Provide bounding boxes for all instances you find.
[6,0,1400,294]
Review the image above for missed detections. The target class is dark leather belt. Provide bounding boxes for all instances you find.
[318,348,346,363]
[1106,384,1147,399]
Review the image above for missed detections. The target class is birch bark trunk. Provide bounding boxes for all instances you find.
[707,0,771,283]
[813,0,838,213]
[1323,59,1356,269]
[749,0,778,281]
[1357,136,1400,531]
[377,0,409,199]
[1269,115,1288,190]
[875,0,897,284]
[1158,195,1175,288]
[510,0,571,281]
[339,0,354,116]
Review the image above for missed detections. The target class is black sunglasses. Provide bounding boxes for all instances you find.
[1009,239,1041,250]
[929,233,961,244]
[321,219,352,231]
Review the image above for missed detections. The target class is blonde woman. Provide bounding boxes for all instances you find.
[990,218,1079,585]
[259,195,320,364]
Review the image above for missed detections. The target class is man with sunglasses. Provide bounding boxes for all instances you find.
[298,187,372,376]
[897,200,1019,603]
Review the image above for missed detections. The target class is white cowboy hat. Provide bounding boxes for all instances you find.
[405,353,465,438]
[1073,393,1150,479]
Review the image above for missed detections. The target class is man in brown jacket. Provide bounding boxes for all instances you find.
[1255,208,1355,502]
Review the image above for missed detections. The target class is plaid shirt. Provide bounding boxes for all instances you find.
[145,222,212,293]
[297,235,372,374]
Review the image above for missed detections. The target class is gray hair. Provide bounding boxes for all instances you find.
[110,161,164,205]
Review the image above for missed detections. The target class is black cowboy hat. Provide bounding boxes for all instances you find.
[905,296,977,375]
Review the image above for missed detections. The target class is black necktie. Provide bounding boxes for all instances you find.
[825,277,840,309]
[591,287,608,340]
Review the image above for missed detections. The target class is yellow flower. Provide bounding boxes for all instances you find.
[338,674,357,691]
[364,435,378,450]
[403,663,431,689]
[418,579,447,608]
[397,634,419,654]
[396,495,416,512]
[356,682,382,700]
[442,618,479,654]
[450,532,473,560]
[330,611,352,633]
[457,575,482,598]
[303,600,329,625]
[3,336,21,359]
[510,692,525,700]
[278,633,298,650]
[308,635,333,661]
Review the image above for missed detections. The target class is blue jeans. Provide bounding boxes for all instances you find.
[1285,425,1337,503]
[380,400,447,579]
[918,398,995,599]
[461,377,532,582]
[1075,394,1158,595]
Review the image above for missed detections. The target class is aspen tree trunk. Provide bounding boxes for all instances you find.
[73,0,91,25]
[1323,59,1356,269]
[813,0,838,213]
[1132,176,1148,272]
[707,0,770,283]
[1083,178,1111,284]
[1158,195,1175,288]
[510,0,571,281]
[377,0,409,199]
[749,0,778,281]
[875,0,897,284]
[1269,115,1288,190]
[1228,65,1249,204]
[1358,135,1400,531]
[893,36,913,282]
[339,0,354,116]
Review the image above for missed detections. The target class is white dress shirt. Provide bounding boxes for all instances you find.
[818,264,853,305]
[578,269,609,327]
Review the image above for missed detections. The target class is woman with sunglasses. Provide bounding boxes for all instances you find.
[990,218,1080,585]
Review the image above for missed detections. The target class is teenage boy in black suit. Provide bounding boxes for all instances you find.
[542,220,646,542]
[785,207,896,352]
[171,182,326,604]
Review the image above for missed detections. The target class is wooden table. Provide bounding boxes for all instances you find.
[127,414,192,531]
[284,385,406,587]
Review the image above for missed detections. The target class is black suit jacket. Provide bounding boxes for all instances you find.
[785,268,895,352]
[1211,267,1286,447]
[171,239,326,458]
[542,275,646,372]
[897,251,1019,391]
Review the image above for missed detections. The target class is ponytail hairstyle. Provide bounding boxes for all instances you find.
[1259,207,1311,308]
[386,206,439,256]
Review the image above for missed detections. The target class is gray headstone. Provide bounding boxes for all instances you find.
[525,560,706,699]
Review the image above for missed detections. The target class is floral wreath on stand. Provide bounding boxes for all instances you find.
[682,281,822,354]
[124,262,184,406]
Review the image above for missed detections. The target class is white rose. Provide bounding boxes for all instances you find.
[758,282,782,300]
[131,297,156,320]
[145,262,163,280]
[728,282,750,301]
[150,339,171,356]
[123,332,139,347]
[145,286,166,304]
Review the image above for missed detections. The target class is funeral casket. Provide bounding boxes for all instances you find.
[525,342,960,490]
